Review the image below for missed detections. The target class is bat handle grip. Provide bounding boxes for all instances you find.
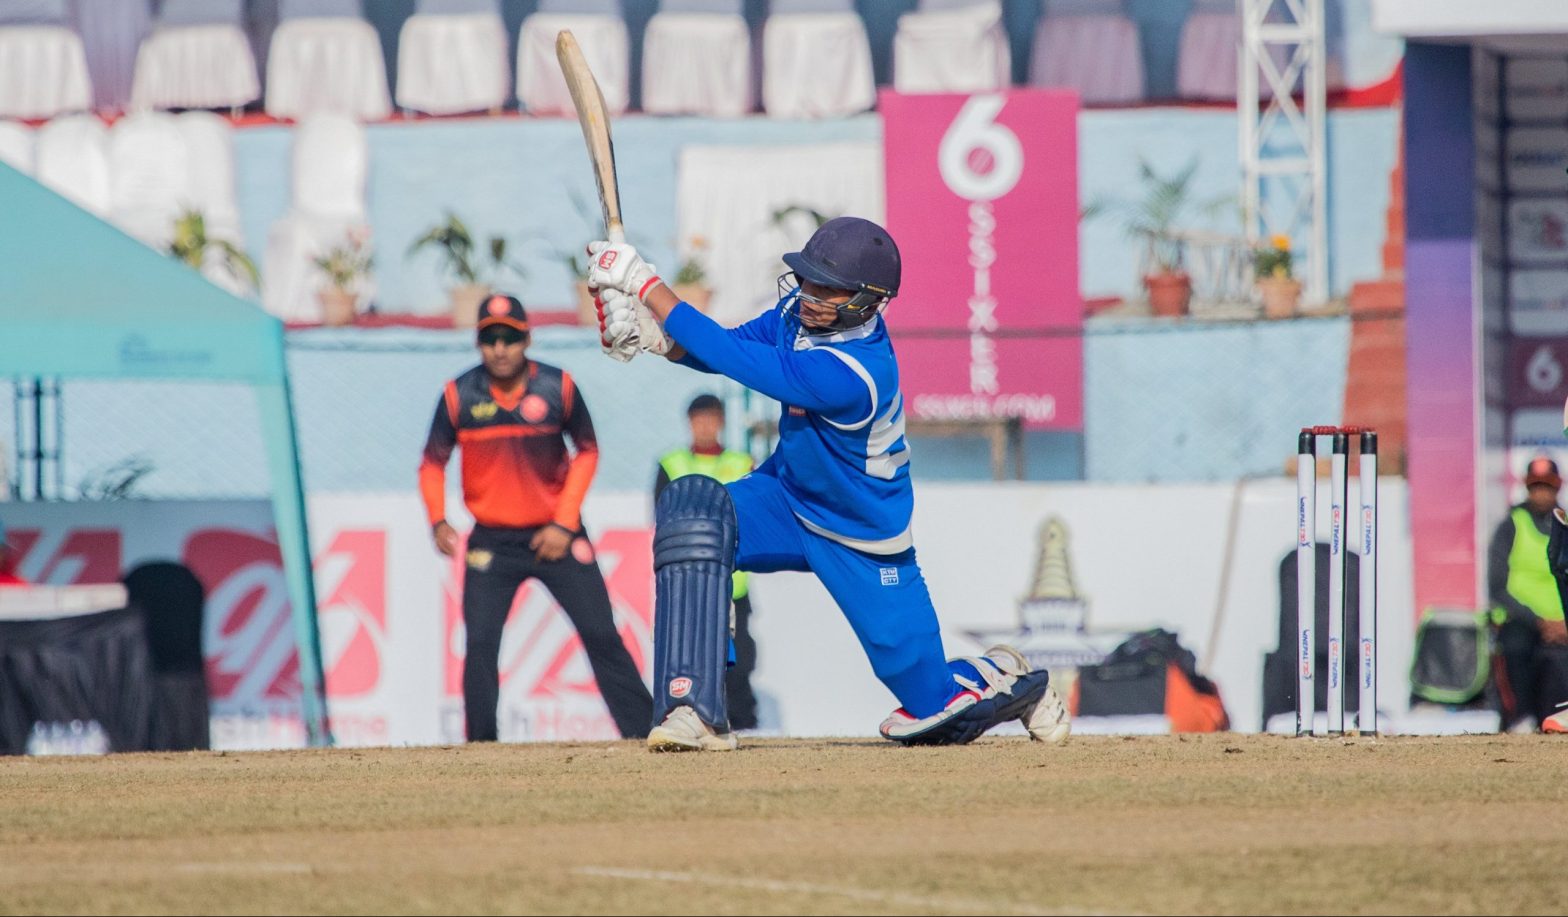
[607,222,625,245]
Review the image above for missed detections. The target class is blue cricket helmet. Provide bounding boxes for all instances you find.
[783,216,901,298]
[780,217,900,331]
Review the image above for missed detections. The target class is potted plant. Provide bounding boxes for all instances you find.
[671,235,712,314]
[313,228,373,327]
[167,209,259,294]
[559,248,599,328]
[1107,158,1229,319]
[1254,234,1301,319]
[408,212,526,328]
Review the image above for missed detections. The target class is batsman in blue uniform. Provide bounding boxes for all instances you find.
[587,217,1070,751]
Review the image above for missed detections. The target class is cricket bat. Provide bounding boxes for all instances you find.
[558,29,670,359]
[556,30,625,247]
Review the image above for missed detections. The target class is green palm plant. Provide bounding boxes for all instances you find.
[1095,157,1233,274]
[407,212,526,286]
[168,209,259,290]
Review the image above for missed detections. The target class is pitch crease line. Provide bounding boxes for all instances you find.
[573,866,1116,916]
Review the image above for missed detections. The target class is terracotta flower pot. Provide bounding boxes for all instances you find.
[1144,271,1191,318]
[450,283,490,329]
[318,288,358,327]
[1258,276,1302,320]
[575,281,597,328]
[673,283,712,314]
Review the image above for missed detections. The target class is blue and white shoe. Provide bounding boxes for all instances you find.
[984,645,1071,744]
[878,644,1070,745]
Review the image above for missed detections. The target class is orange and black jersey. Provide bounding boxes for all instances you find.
[419,362,598,531]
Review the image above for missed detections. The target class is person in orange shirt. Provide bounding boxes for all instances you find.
[420,294,652,741]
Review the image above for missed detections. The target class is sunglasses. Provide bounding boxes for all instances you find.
[479,327,527,346]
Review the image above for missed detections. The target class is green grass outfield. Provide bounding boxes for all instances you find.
[0,734,1560,915]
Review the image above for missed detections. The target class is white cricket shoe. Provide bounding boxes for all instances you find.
[647,705,739,753]
[984,644,1072,744]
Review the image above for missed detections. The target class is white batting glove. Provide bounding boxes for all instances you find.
[586,240,664,299]
[638,305,673,356]
[595,286,640,363]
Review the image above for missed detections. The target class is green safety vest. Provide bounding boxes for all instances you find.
[1504,507,1565,622]
[660,448,754,600]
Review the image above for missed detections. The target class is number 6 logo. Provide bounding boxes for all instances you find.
[1528,344,1563,395]
[938,95,1024,202]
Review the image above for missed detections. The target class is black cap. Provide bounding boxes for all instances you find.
[477,293,528,333]
[687,394,724,417]
[782,216,901,297]
[1526,456,1561,488]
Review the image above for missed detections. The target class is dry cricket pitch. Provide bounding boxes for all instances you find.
[1,734,1560,915]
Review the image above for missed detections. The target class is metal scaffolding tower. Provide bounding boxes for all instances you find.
[1240,0,1328,303]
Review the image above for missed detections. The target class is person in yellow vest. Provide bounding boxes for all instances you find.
[1488,456,1568,732]
[654,394,759,730]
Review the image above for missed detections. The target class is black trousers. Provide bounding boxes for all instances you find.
[727,594,758,731]
[462,524,653,740]
[1496,617,1568,726]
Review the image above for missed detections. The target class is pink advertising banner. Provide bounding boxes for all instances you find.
[881,89,1082,430]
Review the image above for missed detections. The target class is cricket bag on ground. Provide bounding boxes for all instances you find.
[1070,628,1230,732]
[1410,608,1491,708]
[1262,544,1364,727]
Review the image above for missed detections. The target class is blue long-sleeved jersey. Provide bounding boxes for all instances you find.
[664,300,913,553]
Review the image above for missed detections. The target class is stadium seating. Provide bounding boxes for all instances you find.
[892,0,1010,94]
[1029,0,1143,105]
[642,0,752,117]
[34,113,110,216]
[174,111,244,248]
[263,113,374,322]
[396,0,510,116]
[130,0,260,112]
[0,0,92,119]
[264,0,391,121]
[517,0,629,116]
[761,0,875,119]
[0,118,32,173]
[1176,0,1239,101]
[70,0,150,112]
[107,110,189,249]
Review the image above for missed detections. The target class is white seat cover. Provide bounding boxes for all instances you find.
[0,118,34,173]
[264,16,391,120]
[642,10,751,117]
[396,11,509,115]
[0,25,92,118]
[762,11,874,119]
[107,110,190,248]
[516,12,628,115]
[34,114,111,214]
[892,0,1010,94]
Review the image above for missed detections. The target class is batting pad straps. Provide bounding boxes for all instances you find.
[652,476,738,732]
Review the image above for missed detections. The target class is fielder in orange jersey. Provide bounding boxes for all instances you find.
[420,294,653,741]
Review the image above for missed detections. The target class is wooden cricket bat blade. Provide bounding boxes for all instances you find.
[555,29,624,243]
